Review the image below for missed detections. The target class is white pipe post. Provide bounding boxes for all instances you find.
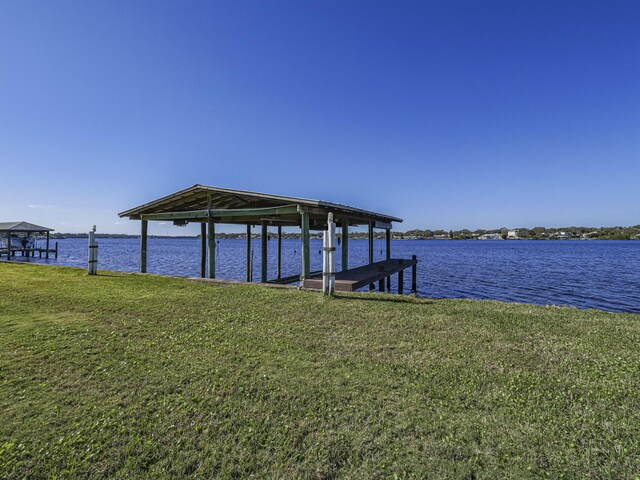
[329,213,335,294]
[88,225,98,275]
[323,213,336,296]
[322,230,328,294]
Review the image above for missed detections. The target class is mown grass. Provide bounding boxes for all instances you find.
[0,263,639,478]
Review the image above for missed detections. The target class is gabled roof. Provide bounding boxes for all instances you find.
[0,221,54,232]
[118,184,402,226]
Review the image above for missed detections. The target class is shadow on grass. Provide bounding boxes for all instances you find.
[332,293,434,305]
[95,273,133,278]
[95,272,189,280]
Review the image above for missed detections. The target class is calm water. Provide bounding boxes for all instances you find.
[7,238,640,313]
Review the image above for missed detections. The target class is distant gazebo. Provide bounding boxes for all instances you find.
[0,221,57,259]
[119,185,417,294]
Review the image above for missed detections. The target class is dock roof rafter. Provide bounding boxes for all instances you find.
[118,185,402,228]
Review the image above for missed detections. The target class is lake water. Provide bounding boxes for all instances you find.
[6,237,640,314]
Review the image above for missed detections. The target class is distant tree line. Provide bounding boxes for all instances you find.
[397,225,640,240]
[51,224,640,240]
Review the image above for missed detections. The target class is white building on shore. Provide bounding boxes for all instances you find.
[478,233,503,240]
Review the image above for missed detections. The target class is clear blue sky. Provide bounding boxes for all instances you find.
[1,1,638,234]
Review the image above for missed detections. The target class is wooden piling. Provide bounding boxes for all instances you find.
[140,220,148,273]
[88,228,98,275]
[277,225,282,280]
[246,225,252,282]
[385,228,391,260]
[261,221,268,283]
[368,221,374,291]
[341,219,349,271]
[385,229,391,292]
[398,269,404,295]
[200,223,206,278]
[207,221,215,279]
[411,254,417,294]
[301,210,310,279]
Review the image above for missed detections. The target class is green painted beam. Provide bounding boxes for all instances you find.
[141,210,209,221]
[375,221,392,230]
[140,205,300,221]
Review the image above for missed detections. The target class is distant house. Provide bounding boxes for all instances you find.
[507,229,519,239]
[478,233,503,240]
[554,231,571,239]
[433,234,449,240]
[581,231,598,239]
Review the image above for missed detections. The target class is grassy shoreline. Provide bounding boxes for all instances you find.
[1,263,638,478]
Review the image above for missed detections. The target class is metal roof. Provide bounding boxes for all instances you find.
[0,221,54,232]
[118,184,402,226]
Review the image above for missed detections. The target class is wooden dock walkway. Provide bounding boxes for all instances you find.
[303,257,417,293]
[0,245,58,259]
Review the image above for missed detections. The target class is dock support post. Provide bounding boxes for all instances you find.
[261,221,268,283]
[277,226,282,280]
[398,269,404,295]
[200,223,206,278]
[368,221,374,291]
[341,219,348,271]
[301,209,310,280]
[411,255,417,294]
[246,225,252,282]
[55,242,58,259]
[385,228,391,260]
[385,229,391,291]
[207,221,215,279]
[140,220,148,273]
[6,233,10,258]
[88,226,98,275]
[378,278,385,292]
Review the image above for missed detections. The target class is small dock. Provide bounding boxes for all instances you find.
[0,221,58,260]
[303,257,417,293]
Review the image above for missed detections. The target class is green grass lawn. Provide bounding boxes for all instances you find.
[1,263,639,478]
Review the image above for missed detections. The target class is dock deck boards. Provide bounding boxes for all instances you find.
[303,258,417,292]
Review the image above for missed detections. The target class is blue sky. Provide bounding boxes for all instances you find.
[1,1,638,234]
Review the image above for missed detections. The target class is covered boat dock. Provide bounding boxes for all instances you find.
[0,221,58,259]
[119,185,416,293]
